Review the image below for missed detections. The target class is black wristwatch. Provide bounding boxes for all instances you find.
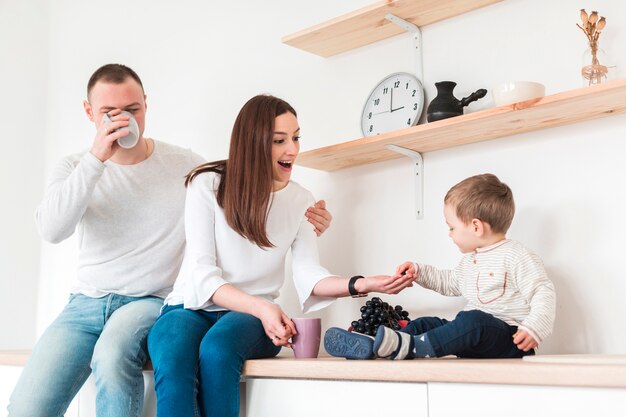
[348,275,367,298]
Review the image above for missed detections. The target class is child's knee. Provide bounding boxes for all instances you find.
[455,310,493,326]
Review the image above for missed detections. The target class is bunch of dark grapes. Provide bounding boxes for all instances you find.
[350,296,410,337]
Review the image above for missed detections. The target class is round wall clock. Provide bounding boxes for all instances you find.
[361,72,424,137]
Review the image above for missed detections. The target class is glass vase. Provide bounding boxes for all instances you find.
[581,42,609,86]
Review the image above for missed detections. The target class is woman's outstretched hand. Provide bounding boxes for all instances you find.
[357,274,415,295]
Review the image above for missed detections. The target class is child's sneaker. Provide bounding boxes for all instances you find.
[373,325,415,360]
[324,327,376,360]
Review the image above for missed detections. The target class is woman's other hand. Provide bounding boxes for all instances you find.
[306,200,332,236]
[258,301,297,348]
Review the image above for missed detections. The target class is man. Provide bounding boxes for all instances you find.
[8,64,332,417]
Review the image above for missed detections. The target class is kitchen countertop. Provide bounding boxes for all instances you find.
[3,350,625,388]
[0,351,30,367]
[242,354,626,388]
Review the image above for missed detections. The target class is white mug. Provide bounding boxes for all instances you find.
[103,111,140,149]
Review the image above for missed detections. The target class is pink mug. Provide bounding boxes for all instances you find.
[291,318,321,359]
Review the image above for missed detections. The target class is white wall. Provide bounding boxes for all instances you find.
[5,0,626,355]
[0,0,48,349]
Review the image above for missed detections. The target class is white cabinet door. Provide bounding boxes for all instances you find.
[428,382,626,417]
[246,379,428,417]
[76,372,244,417]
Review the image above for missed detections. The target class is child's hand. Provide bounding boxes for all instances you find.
[513,330,538,352]
[396,261,417,279]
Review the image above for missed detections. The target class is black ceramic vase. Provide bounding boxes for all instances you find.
[426,81,487,122]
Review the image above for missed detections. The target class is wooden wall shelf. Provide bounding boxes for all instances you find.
[297,78,626,171]
[282,0,503,57]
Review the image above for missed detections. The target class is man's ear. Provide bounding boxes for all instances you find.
[83,100,94,122]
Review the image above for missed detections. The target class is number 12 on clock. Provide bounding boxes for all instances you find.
[360,72,425,137]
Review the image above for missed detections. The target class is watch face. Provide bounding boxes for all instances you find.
[361,72,424,137]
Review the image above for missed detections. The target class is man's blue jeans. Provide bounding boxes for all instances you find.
[402,309,535,358]
[148,304,281,417]
[8,294,163,417]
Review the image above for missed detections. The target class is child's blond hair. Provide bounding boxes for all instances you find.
[444,173,515,234]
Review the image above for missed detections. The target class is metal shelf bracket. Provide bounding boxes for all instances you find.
[385,13,423,83]
[385,144,424,219]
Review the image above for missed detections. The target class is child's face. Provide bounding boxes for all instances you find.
[444,204,479,253]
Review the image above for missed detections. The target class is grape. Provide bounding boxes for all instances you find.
[348,296,412,335]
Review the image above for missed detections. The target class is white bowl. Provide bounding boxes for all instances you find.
[492,81,545,106]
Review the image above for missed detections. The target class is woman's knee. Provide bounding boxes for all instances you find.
[148,307,208,373]
[199,335,241,369]
[147,312,172,358]
[148,328,184,371]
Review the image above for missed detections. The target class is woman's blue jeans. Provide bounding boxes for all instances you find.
[147,304,281,417]
[402,309,534,358]
[8,293,163,417]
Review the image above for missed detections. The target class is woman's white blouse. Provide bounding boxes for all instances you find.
[165,171,335,314]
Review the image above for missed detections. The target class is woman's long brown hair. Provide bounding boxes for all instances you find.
[185,95,297,248]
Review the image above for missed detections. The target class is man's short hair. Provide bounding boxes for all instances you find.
[444,173,515,234]
[87,64,144,99]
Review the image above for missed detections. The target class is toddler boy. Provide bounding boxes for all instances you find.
[325,173,556,360]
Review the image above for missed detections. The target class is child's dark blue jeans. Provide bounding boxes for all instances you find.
[402,309,535,358]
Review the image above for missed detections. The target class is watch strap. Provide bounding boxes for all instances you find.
[348,275,367,298]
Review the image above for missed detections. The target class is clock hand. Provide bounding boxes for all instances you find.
[390,88,393,112]
[390,106,405,113]
[373,110,390,115]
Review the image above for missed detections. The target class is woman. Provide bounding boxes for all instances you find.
[147,95,413,417]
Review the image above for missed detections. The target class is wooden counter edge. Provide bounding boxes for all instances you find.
[242,356,626,389]
[3,351,624,389]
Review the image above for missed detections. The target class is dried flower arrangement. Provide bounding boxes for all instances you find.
[577,9,608,85]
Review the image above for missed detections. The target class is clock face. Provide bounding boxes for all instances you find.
[361,72,424,137]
